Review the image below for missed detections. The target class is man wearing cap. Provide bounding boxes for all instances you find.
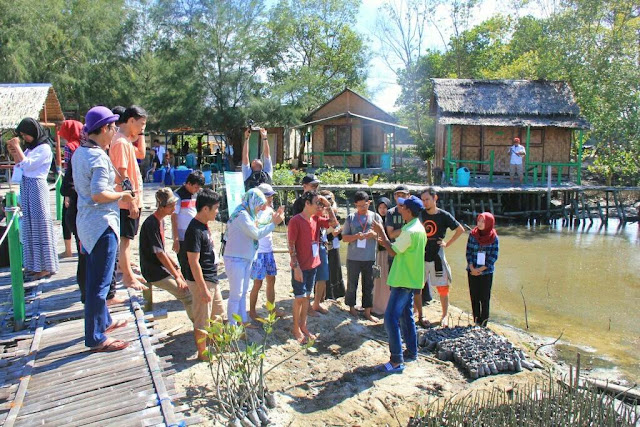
[171,171,205,272]
[73,106,137,352]
[139,188,194,323]
[385,185,409,247]
[373,195,426,373]
[242,127,272,190]
[292,174,320,216]
[509,137,526,185]
[248,183,285,320]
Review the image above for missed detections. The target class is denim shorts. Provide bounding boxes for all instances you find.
[250,252,277,280]
[315,244,329,282]
[292,267,317,298]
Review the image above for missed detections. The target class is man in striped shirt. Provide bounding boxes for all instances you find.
[171,171,205,271]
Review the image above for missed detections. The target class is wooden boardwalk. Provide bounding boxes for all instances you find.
[0,256,198,426]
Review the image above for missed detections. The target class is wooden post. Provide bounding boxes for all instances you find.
[143,284,153,312]
[524,126,531,184]
[577,130,583,185]
[489,150,494,183]
[445,125,452,182]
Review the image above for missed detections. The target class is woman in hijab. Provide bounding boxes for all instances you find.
[58,120,83,257]
[372,197,392,316]
[6,118,59,279]
[223,188,284,325]
[465,212,499,326]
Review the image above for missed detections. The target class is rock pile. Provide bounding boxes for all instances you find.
[418,326,535,379]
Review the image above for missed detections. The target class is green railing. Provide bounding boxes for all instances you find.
[445,150,495,186]
[527,161,581,185]
[306,151,389,169]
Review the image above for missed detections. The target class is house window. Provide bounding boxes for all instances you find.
[325,125,351,152]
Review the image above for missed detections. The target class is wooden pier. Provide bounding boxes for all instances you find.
[0,258,198,426]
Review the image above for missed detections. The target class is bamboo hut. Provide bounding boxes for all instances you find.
[430,79,590,183]
[0,83,65,166]
[294,88,407,172]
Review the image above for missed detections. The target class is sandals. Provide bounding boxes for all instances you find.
[105,319,128,334]
[378,362,405,373]
[91,339,129,352]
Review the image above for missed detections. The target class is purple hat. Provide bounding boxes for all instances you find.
[398,195,424,214]
[84,106,119,134]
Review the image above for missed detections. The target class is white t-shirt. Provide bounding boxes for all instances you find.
[174,186,198,241]
[509,145,526,165]
[18,144,53,179]
[256,207,274,253]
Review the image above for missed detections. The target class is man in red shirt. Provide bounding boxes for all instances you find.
[287,191,337,343]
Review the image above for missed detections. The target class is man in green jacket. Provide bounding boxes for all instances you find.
[373,195,426,373]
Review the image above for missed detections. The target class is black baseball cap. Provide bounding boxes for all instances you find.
[301,174,320,185]
[394,185,409,194]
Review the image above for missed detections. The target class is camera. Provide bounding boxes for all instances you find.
[121,177,134,192]
[247,119,260,131]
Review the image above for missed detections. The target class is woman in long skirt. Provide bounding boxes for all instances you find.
[322,192,345,300]
[7,118,59,279]
[372,198,392,316]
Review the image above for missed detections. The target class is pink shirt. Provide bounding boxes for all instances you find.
[288,214,330,271]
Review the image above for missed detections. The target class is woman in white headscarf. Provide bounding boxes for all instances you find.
[223,189,284,325]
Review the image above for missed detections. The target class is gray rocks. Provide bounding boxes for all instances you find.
[419,326,534,380]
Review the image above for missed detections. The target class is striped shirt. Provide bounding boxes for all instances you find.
[465,234,499,275]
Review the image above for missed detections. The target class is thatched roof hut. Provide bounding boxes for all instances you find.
[0,83,65,129]
[429,79,590,182]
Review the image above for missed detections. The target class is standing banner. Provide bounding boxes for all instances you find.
[223,171,245,215]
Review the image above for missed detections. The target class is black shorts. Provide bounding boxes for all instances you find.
[119,209,141,239]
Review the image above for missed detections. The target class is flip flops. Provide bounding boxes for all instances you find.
[105,319,128,334]
[91,339,129,352]
[378,362,405,373]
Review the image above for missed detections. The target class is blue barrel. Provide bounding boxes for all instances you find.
[203,170,212,185]
[457,167,471,186]
[381,153,391,169]
[153,169,163,183]
[173,168,193,186]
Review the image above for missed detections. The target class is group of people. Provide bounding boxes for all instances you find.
[7,106,500,371]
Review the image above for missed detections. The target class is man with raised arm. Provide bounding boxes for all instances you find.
[242,127,272,190]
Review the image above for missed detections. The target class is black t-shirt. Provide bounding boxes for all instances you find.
[385,205,404,243]
[139,214,171,283]
[419,209,461,261]
[183,218,218,282]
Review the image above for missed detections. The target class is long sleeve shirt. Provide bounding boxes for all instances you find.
[223,210,275,261]
[465,235,499,275]
[17,144,52,179]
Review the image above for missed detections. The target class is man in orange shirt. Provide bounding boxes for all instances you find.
[110,105,148,291]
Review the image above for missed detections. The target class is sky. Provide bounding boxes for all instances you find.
[357,0,520,112]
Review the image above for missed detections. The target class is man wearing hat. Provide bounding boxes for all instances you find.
[248,183,285,320]
[72,106,138,352]
[508,137,526,185]
[291,173,320,216]
[372,195,426,373]
[139,188,194,324]
[385,185,410,243]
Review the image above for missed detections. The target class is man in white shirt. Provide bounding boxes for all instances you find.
[508,137,526,185]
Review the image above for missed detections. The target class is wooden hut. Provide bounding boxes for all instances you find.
[0,83,65,166]
[430,79,590,183]
[294,88,406,172]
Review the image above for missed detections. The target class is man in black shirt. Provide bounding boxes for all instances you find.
[419,188,464,327]
[184,188,225,360]
[139,188,193,320]
[291,174,320,216]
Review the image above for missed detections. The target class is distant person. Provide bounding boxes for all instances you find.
[420,188,464,327]
[159,152,174,184]
[372,197,392,316]
[183,189,225,360]
[153,139,166,166]
[292,174,321,216]
[224,188,284,326]
[509,137,526,185]
[466,213,499,326]
[139,188,194,320]
[6,118,59,280]
[373,196,426,373]
[249,184,286,320]
[224,142,234,171]
[59,120,83,258]
[171,171,205,271]
[287,191,337,343]
[242,127,272,190]
[342,191,383,322]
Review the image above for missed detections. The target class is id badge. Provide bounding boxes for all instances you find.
[312,242,319,258]
[356,238,367,249]
[477,252,486,266]
[333,237,340,249]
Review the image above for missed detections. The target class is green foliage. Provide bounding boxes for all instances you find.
[315,166,352,185]
[271,163,305,186]
[380,166,425,184]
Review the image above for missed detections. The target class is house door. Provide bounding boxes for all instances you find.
[362,124,380,168]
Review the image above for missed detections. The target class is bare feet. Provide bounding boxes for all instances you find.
[124,275,148,291]
[249,311,258,321]
[349,307,358,317]
[440,316,449,328]
[300,327,317,340]
[243,321,259,329]
[308,308,320,317]
[32,271,53,279]
[292,330,306,344]
[364,313,379,323]
[59,251,73,258]
[275,309,286,318]
[106,294,127,306]
[312,305,328,314]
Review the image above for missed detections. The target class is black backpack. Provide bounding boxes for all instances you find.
[244,170,271,190]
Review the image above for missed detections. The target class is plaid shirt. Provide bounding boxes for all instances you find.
[465,234,499,274]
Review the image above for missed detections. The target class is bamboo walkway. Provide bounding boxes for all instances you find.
[0,256,198,426]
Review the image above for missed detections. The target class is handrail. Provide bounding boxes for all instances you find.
[527,161,581,185]
[445,150,495,186]
[306,151,389,169]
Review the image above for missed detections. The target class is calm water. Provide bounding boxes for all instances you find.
[343,220,640,381]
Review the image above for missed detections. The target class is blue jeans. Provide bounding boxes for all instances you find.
[291,268,317,298]
[84,228,118,347]
[384,287,417,364]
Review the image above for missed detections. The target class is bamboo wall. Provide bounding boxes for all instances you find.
[312,117,363,167]
[435,123,573,173]
[310,91,394,123]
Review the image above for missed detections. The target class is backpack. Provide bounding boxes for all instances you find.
[244,170,271,190]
